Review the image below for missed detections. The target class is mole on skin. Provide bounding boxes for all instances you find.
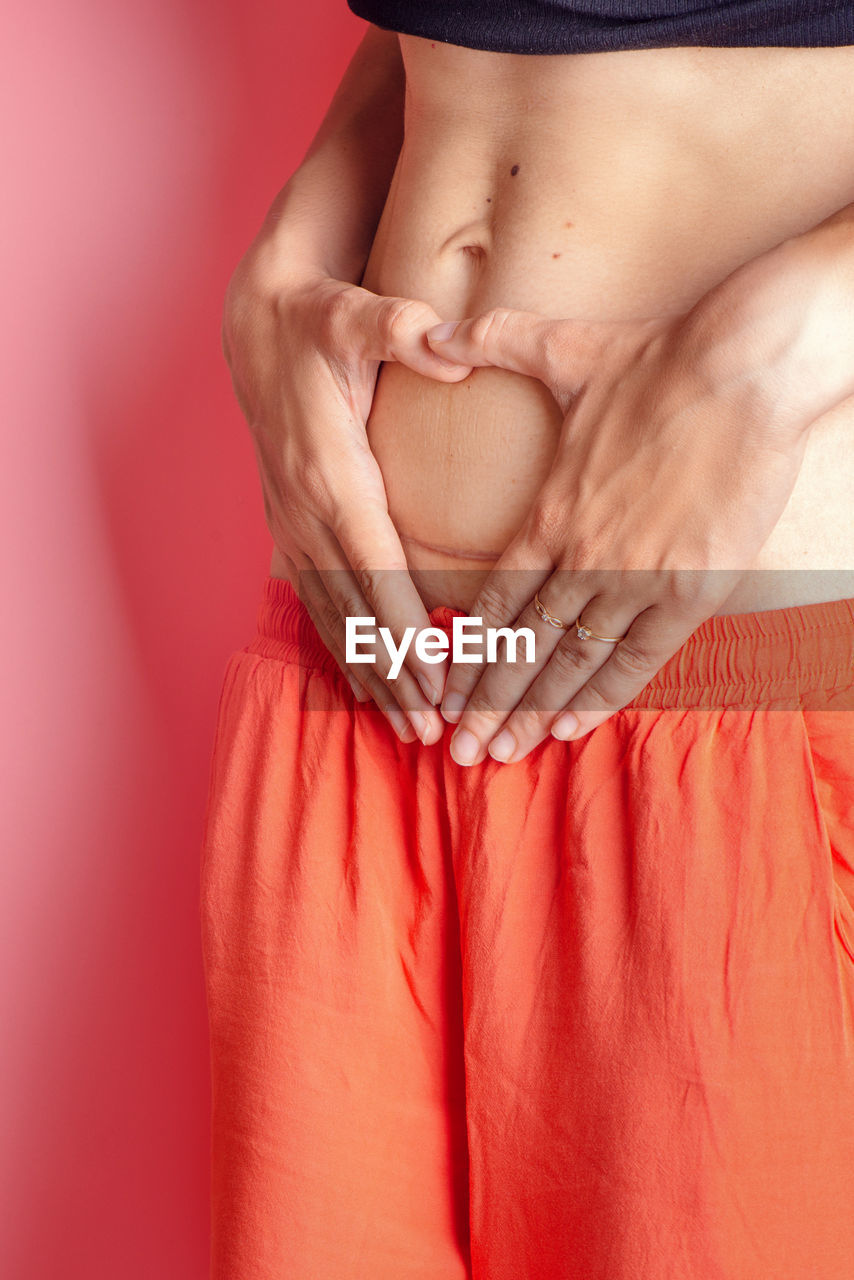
[510,164,520,176]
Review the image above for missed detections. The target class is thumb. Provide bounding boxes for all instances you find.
[339,288,473,380]
[426,307,605,388]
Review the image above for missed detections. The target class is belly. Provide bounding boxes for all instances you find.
[288,40,854,613]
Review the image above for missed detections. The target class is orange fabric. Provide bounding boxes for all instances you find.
[200,576,854,1280]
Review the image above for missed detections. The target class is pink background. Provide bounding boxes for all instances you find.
[0,2,366,1275]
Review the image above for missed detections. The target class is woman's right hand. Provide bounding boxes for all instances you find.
[221,265,472,745]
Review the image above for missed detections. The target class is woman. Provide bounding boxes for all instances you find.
[203,6,854,1278]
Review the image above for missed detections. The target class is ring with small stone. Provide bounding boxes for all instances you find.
[533,591,626,642]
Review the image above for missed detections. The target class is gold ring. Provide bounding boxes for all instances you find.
[534,590,627,642]
[533,590,570,630]
[573,614,627,644]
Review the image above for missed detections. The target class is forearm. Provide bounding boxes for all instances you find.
[759,199,854,424]
[774,198,854,315]
[679,197,854,434]
[229,25,405,297]
[799,199,854,245]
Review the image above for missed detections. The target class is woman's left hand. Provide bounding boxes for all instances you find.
[423,221,854,765]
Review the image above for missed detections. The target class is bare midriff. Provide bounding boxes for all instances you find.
[272,36,854,614]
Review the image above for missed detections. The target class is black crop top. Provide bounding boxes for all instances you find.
[346,2,854,54]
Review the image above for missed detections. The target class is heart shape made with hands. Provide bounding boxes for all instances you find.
[414,302,812,766]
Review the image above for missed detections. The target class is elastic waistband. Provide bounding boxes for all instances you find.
[245,576,854,711]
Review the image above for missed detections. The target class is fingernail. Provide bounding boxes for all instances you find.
[348,678,370,703]
[551,711,578,740]
[441,692,466,723]
[427,321,461,343]
[387,704,414,741]
[450,728,479,766]
[488,729,516,763]
[409,711,431,744]
[416,672,441,705]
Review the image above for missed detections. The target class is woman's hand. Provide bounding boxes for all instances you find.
[424,223,854,765]
[222,264,473,745]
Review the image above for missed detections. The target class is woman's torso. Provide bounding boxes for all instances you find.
[272,36,854,612]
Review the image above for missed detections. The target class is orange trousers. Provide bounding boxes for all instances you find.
[200,576,854,1280]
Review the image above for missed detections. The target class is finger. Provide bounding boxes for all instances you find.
[333,501,450,709]
[285,556,371,704]
[277,550,372,702]
[306,530,445,746]
[425,308,602,390]
[290,550,419,732]
[485,595,643,764]
[332,287,474,381]
[446,571,600,766]
[439,547,552,725]
[549,605,687,741]
[295,558,424,743]
[298,573,376,706]
[310,561,443,746]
